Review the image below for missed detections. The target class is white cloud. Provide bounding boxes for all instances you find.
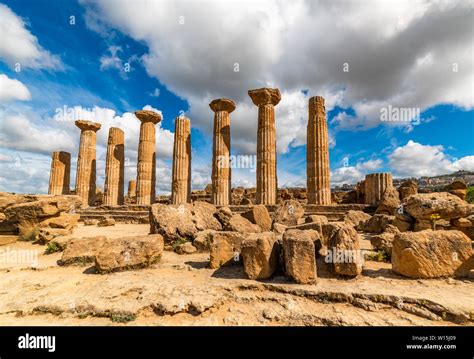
[0,4,62,70]
[331,159,383,186]
[81,0,473,148]
[0,74,31,102]
[388,140,474,177]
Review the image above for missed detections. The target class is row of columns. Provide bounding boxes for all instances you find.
[48,88,332,207]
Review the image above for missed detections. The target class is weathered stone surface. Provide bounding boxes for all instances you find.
[48,151,71,195]
[75,120,101,207]
[273,200,305,226]
[175,241,197,255]
[445,181,467,201]
[398,180,417,200]
[193,229,217,252]
[103,128,125,206]
[282,229,317,284]
[364,214,394,233]
[150,202,221,242]
[328,224,363,276]
[249,88,281,205]
[392,230,473,278]
[305,215,329,225]
[95,235,164,273]
[171,116,191,205]
[403,192,473,221]
[370,225,400,256]
[59,236,107,266]
[224,214,261,233]
[192,201,222,231]
[210,98,235,206]
[365,173,393,205]
[272,222,287,234]
[135,110,162,205]
[375,186,400,215]
[97,216,115,227]
[344,210,371,230]
[209,231,245,269]
[241,205,272,231]
[307,96,331,205]
[241,232,279,279]
[83,219,99,226]
[451,218,472,228]
[393,212,414,232]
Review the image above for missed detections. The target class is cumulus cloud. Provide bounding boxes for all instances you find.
[388,140,474,177]
[0,74,31,102]
[0,4,62,70]
[81,0,473,150]
[331,159,383,186]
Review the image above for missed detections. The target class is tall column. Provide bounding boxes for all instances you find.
[75,120,101,207]
[48,151,71,195]
[135,110,162,205]
[307,96,331,204]
[171,115,191,204]
[248,88,281,205]
[127,180,136,199]
[365,173,393,205]
[103,127,125,206]
[209,98,235,206]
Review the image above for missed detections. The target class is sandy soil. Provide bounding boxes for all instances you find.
[0,224,472,326]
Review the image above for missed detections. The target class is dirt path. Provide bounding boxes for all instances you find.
[0,224,472,326]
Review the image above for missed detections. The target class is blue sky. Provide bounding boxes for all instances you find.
[0,0,473,194]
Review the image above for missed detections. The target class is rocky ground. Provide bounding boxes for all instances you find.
[0,224,472,326]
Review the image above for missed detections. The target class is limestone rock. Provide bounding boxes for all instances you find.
[328,224,363,276]
[175,241,197,255]
[241,232,279,279]
[375,186,400,215]
[344,210,371,230]
[364,214,394,233]
[191,201,222,231]
[273,200,305,226]
[209,232,245,269]
[282,229,317,284]
[392,230,473,278]
[305,215,329,225]
[97,216,115,227]
[193,229,216,252]
[95,235,164,273]
[83,219,99,226]
[241,205,272,231]
[393,212,414,232]
[272,222,287,234]
[59,236,107,266]
[370,225,400,256]
[224,214,261,233]
[403,192,473,221]
[398,180,417,200]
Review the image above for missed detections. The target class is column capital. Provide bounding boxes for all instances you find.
[248,88,281,107]
[75,120,101,132]
[209,98,236,113]
[309,95,325,107]
[135,110,162,124]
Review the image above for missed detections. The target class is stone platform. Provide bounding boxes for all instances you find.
[78,203,376,224]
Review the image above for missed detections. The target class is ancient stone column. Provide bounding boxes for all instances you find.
[48,151,71,195]
[171,115,191,204]
[248,88,281,205]
[365,173,393,205]
[135,110,162,205]
[127,180,136,199]
[103,127,125,206]
[209,98,235,206]
[307,96,331,205]
[75,120,101,207]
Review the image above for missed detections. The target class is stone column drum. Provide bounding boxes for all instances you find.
[135,110,162,205]
[48,151,71,195]
[209,98,236,206]
[127,180,136,199]
[365,172,393,205]
[171,115,192,204]
[75,120,101,207]
[307,96,331,205]
[103,127,125,205]
[248,88,281,205]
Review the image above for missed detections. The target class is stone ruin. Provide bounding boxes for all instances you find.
[1,88,472,284]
